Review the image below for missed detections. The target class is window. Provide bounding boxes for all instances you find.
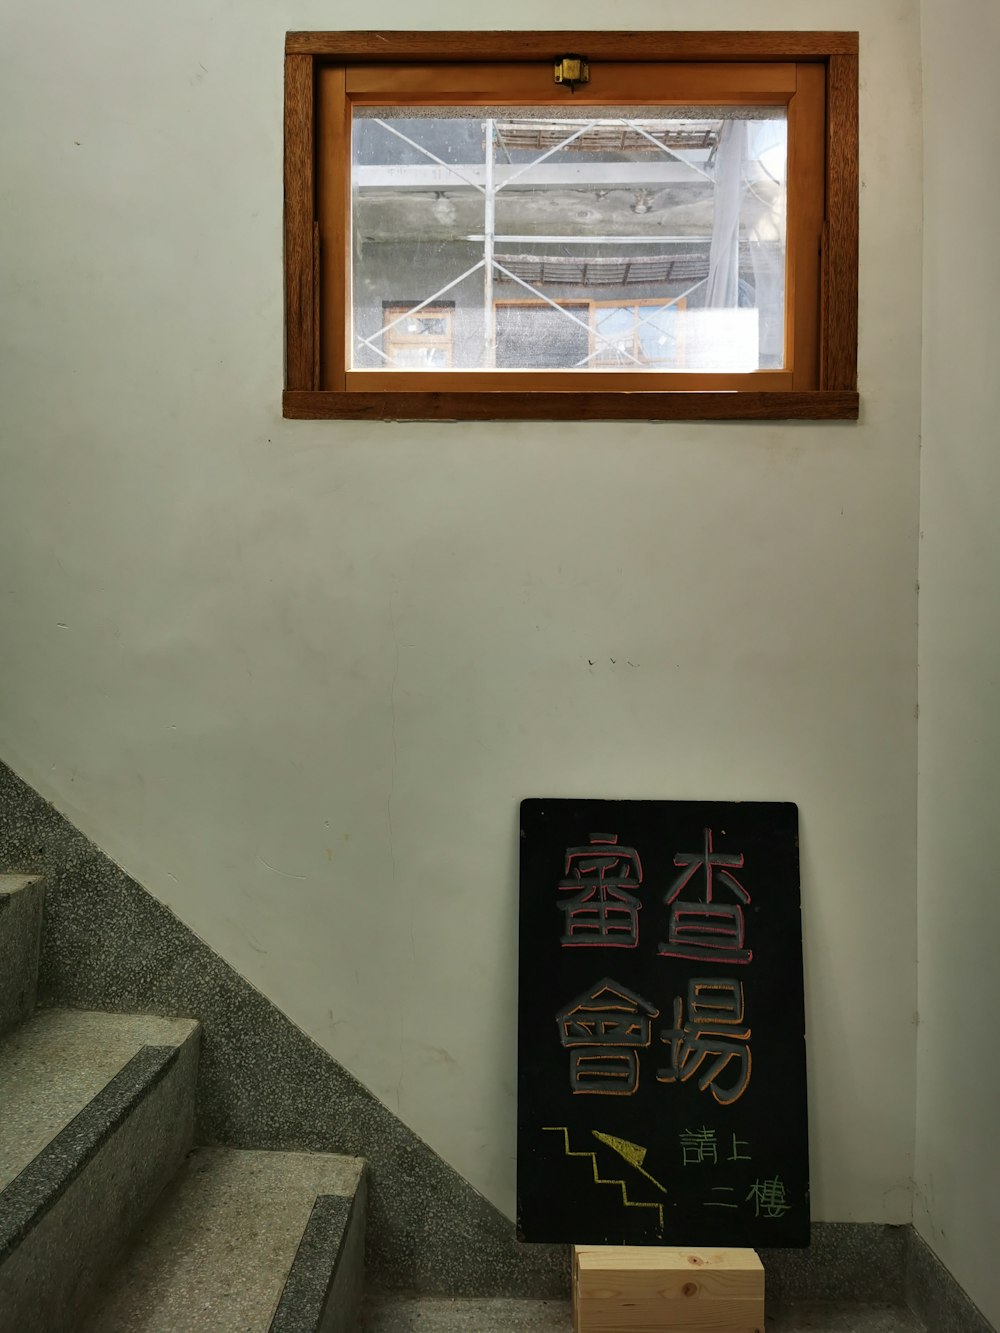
[284,32,858,421]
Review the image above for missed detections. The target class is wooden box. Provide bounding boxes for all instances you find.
[573,1245,765,1332]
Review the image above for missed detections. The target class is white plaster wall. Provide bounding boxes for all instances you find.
[0,0,922,1223]
[916,0,1000,1322]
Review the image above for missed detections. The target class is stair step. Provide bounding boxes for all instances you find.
[363,1298,573,1331]
[79,1147,366,1333]
[0,1008,200,1333]
[362,1299,925,1332]
[0,874,44,1035]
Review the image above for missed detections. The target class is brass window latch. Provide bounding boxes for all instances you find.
[554,54,589,93]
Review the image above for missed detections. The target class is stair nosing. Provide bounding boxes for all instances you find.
[268,1190,361,1333]
[0,1043,180,1263]
[0,876,42,915]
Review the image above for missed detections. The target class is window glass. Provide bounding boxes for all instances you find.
[351,108,787,373]
[495,303,589,369]
[383,304,454,367]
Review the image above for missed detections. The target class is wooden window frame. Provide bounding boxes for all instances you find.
[283,31,859,422]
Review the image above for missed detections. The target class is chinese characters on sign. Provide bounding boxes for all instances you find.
[559,834,644,948]
[557,979,658,1095]
[659,828,753,965]
[518,799,808,1247]
[555,831,753,1106]
[656,978,752,1106]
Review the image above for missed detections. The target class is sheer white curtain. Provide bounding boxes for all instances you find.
[705,120,748,310]
[705,118,787,369]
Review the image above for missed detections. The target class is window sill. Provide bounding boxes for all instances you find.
[283,389,860,422]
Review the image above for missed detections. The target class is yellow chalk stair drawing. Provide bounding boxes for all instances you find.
[543,1127,666,1231]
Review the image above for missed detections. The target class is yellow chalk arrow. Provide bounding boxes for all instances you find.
[592,1131,667,1194]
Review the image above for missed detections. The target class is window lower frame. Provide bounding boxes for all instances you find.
[283,31,859,422]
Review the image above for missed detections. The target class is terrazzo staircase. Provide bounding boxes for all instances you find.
[0,873,366,1333]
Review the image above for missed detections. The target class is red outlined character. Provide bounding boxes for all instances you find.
[559,833,643,948]
[656,977,752,1106]
[658,827,752,965]
[557,978,659,1095]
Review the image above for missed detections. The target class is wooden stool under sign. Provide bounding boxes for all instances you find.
[573,1246,765,1332]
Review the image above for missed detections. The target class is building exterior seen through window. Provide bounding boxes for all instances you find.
[383,304,454,367]
[352,111,787,375]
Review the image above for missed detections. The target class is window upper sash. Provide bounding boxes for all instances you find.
[345,63,798,106]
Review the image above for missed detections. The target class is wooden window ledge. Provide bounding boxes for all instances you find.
[283,389,860,422]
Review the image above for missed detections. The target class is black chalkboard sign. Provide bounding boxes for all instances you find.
[517,799,808,1248]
